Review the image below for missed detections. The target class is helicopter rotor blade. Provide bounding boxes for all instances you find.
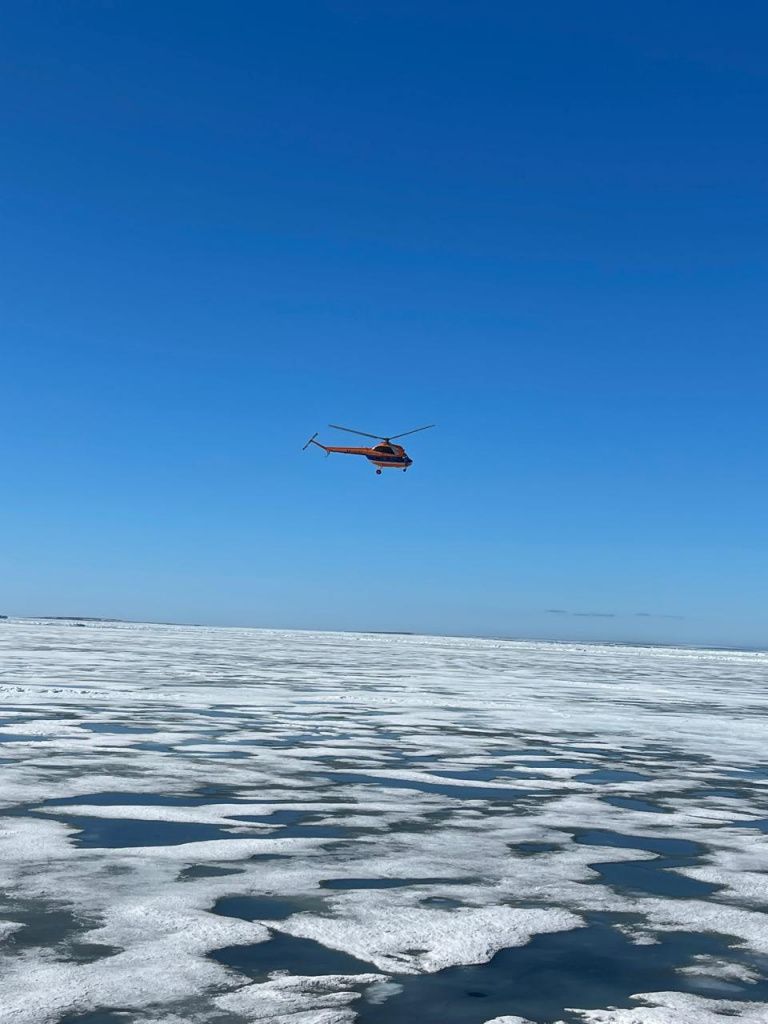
[388,424,436,440]
[328,424,386,441]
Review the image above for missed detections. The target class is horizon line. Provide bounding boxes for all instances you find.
[3,614,766,656]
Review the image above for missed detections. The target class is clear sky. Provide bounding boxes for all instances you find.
[2,2,766,647]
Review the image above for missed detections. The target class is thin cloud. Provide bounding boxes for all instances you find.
[545,609,616,618]
[635,612,685,620]
[545,609,684,620]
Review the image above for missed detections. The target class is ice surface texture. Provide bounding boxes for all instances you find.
[0,620,766,1023]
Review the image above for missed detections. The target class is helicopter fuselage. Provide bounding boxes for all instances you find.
[366,443,412,470]
[306,439,413,472]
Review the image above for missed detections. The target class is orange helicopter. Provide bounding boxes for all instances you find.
[303,424,435,474]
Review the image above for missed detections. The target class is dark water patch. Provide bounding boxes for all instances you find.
[591,858,720,899]
[58,1013,132,1024]
[82,724,151,735]
[268,824,358,840]
[509,842,561,856]
[397,752,453,765]
[178,864,245,881]
[485,747,555,759]
[321,877,473,891]
[226,737,321,752]
[421,896,464,909]
[0,716,34,726]
[41,791,214,808]
[516,758,595,771]
[431,768,508,783]
[57,815,250,849]
[572,744,699,767]
[214,894,297,921]
[356,918,737,1024]
[230,809,313,827]
[65,942,121,963]
[194,783,249,800]
[0,733,40,743]
[232,814,349,840]
[211,930,378,980]
[580,769,650,784]
[225,731,340,748]
[323,810,454,843]
[726,767,768,780]
[696,788,746,800]
[4,902,99,950]
[561,745,629,757]
[58,782,268,808]
[576,829,703,857]
[325,772,526,802]
[602,795,665,813]
[317,757,393,771]
[433,765,564,784]
[731,818,768,833]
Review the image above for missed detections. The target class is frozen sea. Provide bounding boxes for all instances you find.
[0,620,767,1024]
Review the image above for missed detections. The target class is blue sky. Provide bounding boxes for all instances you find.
[2,2,766,647]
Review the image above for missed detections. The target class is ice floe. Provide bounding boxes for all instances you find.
[566,990,768,1022]
[0,619,766,1022]
[276,899,583,973]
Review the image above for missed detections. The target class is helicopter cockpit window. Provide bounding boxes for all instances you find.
[378,445,394,454]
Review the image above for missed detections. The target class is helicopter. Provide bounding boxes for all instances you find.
[303,424,435,474]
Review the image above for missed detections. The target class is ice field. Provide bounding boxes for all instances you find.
[0,620,767,1024]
